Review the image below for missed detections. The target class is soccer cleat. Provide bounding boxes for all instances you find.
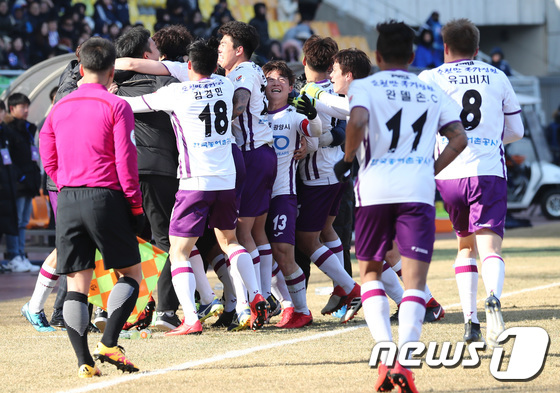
[266,295,282,323]
[274,307,294,328]
[21,302,56,332]
[93,307,108,333]
[390,307,399,325]
[374,363,394,392]
[123,296,155,330]
[321,285,347,315]
[227,308,251,332]
[388,362,418,393]
[463,319,484,344]
[164,319,203,336]
[485,294,506,348]
[155,311,181,332]
[278,310,313,329]
[341,295,362,324]
[212,309,236,328]
[424,297,445,322]
[78,364,102,378]
[50,308,65,328]
[197,297,224,323]
[93,342,139,373]
[249,293,267,331]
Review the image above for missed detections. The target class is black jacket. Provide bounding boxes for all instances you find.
[113,70,180,177]
[0,123,18,235]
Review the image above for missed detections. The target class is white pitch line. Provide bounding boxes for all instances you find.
[59,281,560,393]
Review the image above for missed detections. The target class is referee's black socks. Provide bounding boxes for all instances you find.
[102,276,140,347]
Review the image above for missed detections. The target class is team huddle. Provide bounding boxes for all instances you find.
[23,16,523,393]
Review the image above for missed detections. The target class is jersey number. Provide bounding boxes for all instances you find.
[198,100,229,137]
[385,109,427,153]
[460,89,482,131]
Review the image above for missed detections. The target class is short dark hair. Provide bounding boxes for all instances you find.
[332,48,372,80]
[442,19,479,58]
[0,100,6,112]
[7,92,30,108]
[262,60,295,86]
[302,35,338,73]
[153,24,193,61]
[79,37,116,72]
[187,39,218,76]
[376,20,415,64]
[115,26,152,59]
[218,21,259,59]
[49,86,58,102]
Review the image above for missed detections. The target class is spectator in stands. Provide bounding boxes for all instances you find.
[411,27,437,69]
[71,3,95,33]
[39,0,56,24]
[209,0,233,30]
[58,14,77,46]
[108,21,121,41]
[29,20,51,64]
[7,35,29,69]
[0,0,15,39]
[298,0,322,21]
[47,17,59,47]
[278,0,298,22]
[114,0,130,28]
[27,1,43,33]
[546,105,560,165]
[0,35,9,68]
[186,9,208,39]
[268,39,283,61]
[167,1,186,25]
[282,16,313,62]
[210,11,232,38]
[490,47,512,76]
[249,2,270,63]
[154,8,172,32]
[93,0,121,35]
[425,11,443,65]
[11,2,29,38]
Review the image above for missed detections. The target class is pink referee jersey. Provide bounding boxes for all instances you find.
[39,83,142,214]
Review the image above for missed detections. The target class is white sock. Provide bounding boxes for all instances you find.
[324,238,344,267]
[171,260,198,325]
[211,254,236,312]
[398,289,426,356]
[454,258,479,323]
[481,254,505,299]
[361,280,392,364]
[28,264,59,313]
[228,246,260,303]
[424,285,433,303]
[380,261,403,306]
[391,260,403,281]
[271,261,293,308]
[258,244,273,299]
[249,248,262,293]
[190,247,215,305]
[311,246,355,293]
[285,267,309,314]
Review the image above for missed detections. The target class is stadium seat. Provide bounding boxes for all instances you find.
[26,191,50,229]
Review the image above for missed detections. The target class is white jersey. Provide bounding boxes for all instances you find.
[124,75,236,191]
[268,105,312,197]
[298,79,344,186]
[227,61,273,151]
[419,59,522,180]
[162,60,190,82]
[349,70,461,207]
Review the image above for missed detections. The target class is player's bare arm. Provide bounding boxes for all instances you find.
[115,57,170,76]
[343,106,369,162]
[434,121,468,176]
[232,88,251,119]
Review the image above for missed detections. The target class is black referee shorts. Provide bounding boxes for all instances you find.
[55,187,141,275]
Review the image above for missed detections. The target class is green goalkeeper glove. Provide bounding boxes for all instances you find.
[300,82,324,99]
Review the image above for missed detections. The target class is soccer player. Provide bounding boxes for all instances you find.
[335,21,467,391]
[40,37,143,377]
[418,18,524,347]
[296,36,361,323]
[262,60,322,328]
[217,21,277,328]
[121,39,268,335]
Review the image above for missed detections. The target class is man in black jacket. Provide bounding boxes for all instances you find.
[113,26,183,331]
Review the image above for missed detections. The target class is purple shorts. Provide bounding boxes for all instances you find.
[232,144,246,210]
[354,203,435,263]
[296,182,344,232]
[169,189,237,238]
[48,190,58,221]
[266,194,297,245]
[239,144,277,217]
[436,176,507,238]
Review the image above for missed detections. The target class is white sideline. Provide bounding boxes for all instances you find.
[59,281,560,393]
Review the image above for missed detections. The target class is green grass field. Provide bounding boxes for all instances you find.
[1,223,559,393]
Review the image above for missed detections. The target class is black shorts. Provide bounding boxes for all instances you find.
[56,187,140,275]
